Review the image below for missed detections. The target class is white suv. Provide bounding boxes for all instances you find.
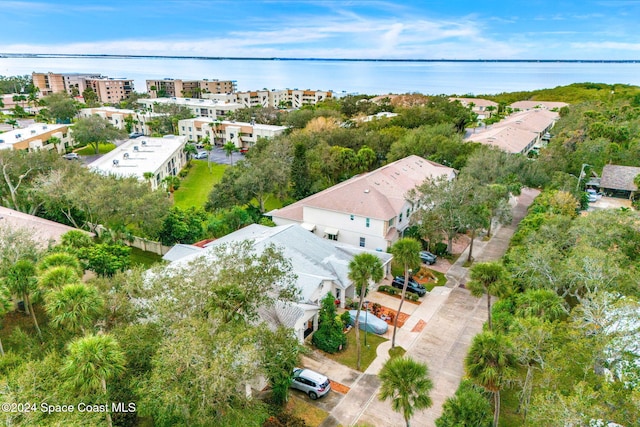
[290,368,331,400]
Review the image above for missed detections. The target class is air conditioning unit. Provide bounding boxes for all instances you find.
[113,159,119,166]
[141,140,147,146]
[133,146,139,151]
[123,153,129,159]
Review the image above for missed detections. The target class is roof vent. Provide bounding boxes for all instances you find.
[123,152,129,159]
[133,146,139,151]
[141,140,147,146]
[112,159,119,166]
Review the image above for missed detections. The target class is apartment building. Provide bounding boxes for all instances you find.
[233,89,333,109]
[78,107,165,135]
[146,78,237,98]
[32,72,134,103]
[88,135,187,190]
[178,117,288,149]
[85,78,134,103]
[138,97,243,119]
[0,123,72,152]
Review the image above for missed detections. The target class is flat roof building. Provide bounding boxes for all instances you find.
[78,107,165,136]
[0,123,72,152]
[146,78,237,98]
[88,135,187,190]
[178,117,288,149]
[138,97,243,119]
[32,72,134,103]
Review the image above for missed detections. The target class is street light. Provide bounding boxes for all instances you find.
[576,163,591,191]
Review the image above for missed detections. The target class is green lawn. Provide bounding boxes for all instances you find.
[173,161,227,209]
[321,328,387,372]
[129,247,164,267]
[76,143,116,155]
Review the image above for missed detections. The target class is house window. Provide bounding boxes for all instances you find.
[327,233,338,241]
[366,218,370,228]
[388,218,395,226]
[407,208,410,218]
[359,237,366,247]
[399,213,403,222]
[350,215,354,221]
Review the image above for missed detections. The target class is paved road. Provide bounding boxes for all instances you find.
[324,188,539,427]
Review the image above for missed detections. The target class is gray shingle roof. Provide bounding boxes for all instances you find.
[600,165,640,191]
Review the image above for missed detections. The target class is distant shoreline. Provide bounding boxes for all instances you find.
[1,53,639,63]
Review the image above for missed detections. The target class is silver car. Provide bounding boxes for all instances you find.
[290,368,331,400]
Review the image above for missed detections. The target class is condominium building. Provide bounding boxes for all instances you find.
[88,135,187,190]
[32,72,134,103]
[232,89,333,109]
[178,117,288,149]
[0,123,72,152]
[146,78,237,98]
[78,107,165,135]
[138,97,243,119]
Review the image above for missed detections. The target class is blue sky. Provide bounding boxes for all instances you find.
[2,0,640,59]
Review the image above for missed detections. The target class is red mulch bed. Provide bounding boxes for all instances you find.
[411,319,426,333]
[330,380,350,394]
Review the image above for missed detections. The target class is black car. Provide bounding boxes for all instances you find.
[419,251,437,265]
[391,276,427,297]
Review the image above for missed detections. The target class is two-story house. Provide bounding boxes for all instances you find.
[268,155,456,251]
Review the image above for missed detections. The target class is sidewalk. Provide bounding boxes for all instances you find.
[325,188,539,427]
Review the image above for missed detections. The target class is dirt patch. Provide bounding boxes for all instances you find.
[330,380,350,394]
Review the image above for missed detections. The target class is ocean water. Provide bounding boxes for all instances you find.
[1,56,639,96]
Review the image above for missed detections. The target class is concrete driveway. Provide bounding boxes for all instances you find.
[323,188,539,427]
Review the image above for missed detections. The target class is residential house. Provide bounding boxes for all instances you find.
[0,123,72,152]
[163,223,392,342]
[510,100,568,111]
[146,78,237,98]
[465,109,560,154]
[268,155,457,251]
[599,164,640,199]
[177,117,288,149]
[450,97,499,119]
[138,97,243,119]
[0,206,91,249]
[87,135,187,190]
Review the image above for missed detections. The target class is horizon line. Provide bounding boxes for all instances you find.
[2,53,640,63]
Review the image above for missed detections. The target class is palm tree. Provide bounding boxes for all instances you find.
[203,139,213,171]
[4,260,42,342]
[5,118,18,129]
[223,141,239,165]
[466,262,509,331]
[389,238,421,348]
[38,252,82,276]
[39,265,81,289]
[348,253,383,371]
[378,356,433,427]
[45,283,104,334]
[465,331,515,427]
[183,142,197,162]
[143,171,155,189]
[0,284,12,356]
[63,334,126,427]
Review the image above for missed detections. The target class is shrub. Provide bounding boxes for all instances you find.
[312,294,347,353]
[340,311,351,326]
[434,242,448,255]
